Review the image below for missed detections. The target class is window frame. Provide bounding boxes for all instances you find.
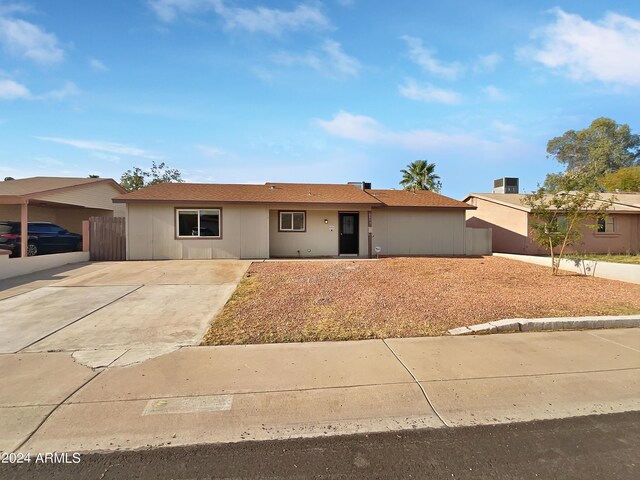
[175,207,222,239]
[596,216,615,234]
[278,210,306,233]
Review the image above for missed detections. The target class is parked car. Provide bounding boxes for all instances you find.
[0,221,83,257]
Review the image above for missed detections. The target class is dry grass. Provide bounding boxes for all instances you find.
[201,256,640,345]
[568,253,640,265]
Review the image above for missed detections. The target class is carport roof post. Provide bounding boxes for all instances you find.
[21,201,28,258]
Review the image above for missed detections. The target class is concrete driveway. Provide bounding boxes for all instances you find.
[0,260,250,367]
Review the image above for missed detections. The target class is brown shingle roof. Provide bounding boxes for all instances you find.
[465,193,640,213]
[0,177,125,197]
[367,189,474,209]
[114,182,383,205]
[115,182,473,209]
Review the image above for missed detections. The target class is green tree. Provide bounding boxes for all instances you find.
[601,166,640,192]
[88,174,100,178]
[399,160,442,192]
[522,178,611,275]
[544,117,640,191]
[120,161,184,192]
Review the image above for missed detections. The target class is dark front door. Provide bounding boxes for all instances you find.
[339,212,359,255]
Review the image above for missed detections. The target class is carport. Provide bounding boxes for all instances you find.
[0,177,127,258]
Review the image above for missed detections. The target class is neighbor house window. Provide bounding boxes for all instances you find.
[597,216,615,234]
[176,209,221,238]
[279,211,305,232]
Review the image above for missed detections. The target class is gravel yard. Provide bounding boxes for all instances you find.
[201,256,640,345]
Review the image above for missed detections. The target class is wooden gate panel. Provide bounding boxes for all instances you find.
[89,216,125,261]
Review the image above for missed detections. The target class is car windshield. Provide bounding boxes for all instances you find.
[0,225,15,234]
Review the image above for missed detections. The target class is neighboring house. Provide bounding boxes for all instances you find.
[463,192,640,255]
[113,182,490,260]
[0,177,127,256]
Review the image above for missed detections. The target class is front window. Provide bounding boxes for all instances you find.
[176,209,221,238]
[279,211,305,232]
[597,216,615,234]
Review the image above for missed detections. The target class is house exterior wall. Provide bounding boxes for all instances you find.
[126,203,269,260]
[35,182,124,212]
[269,208,370,258]
[565,213,639,254]
[0,204,112,233]
[465,197,532,254]
[371,208,466,255]
[465,196,640,255]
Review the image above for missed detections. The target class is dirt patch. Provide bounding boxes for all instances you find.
[201,256,640,345]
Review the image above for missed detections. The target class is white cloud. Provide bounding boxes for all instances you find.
[315,111,512,156]
[196,144,225,158]
[0,79,79,101]
[213,1,330,35]
[271,40,359,78]
[43,81,79,100]
[401,35,463,80]
[322,40,359,77]
[399,78,462,104]
[523,8,640,87]
[148,0,206,22]
[37,137,162,160]
[0,78,31,99]
[0,3,32,16]
[491,120,517,134]
[89,57,107,72]
[0,16,64,65]
[148,0,331,35]
[482,85,509,101]
[474,53,502,73]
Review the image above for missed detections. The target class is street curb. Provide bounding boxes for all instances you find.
[448,315,640,336]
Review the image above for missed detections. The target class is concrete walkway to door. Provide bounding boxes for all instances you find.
[0,260,250,367]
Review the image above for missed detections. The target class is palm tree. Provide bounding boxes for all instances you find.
[400,160,442,192]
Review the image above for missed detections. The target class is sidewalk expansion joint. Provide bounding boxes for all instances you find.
[15,285,144,353]
[586,331,640,353]
[11,369,103,453]
[62,381,417,406]
[382,339,450,428]
[417,366,640,384]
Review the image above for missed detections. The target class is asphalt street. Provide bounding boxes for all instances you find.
[3,411,639,480]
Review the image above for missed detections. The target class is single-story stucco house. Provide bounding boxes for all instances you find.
[464,192,640,255]
[113,182,491,260]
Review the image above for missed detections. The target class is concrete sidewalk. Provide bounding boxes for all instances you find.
[2,328,639,454]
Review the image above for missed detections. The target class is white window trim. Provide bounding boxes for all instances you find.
[279,211,306,232]
[176,208,221,238]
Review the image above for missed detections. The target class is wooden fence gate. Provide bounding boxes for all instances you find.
[89,216,126,261]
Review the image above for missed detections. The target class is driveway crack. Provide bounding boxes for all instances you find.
[382,339,450,427]
[11,368,104,453]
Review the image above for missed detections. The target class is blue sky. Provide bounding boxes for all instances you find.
[1,0,639,199]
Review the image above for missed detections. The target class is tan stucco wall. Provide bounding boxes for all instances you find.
[0,205,112,233]
[371,208,466,255]
[566,214,639,254]
[269,208,370,258]
[465,196,640,255]
[465,197,532,254]
[126,203,269,260]
[35,182,124,212]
